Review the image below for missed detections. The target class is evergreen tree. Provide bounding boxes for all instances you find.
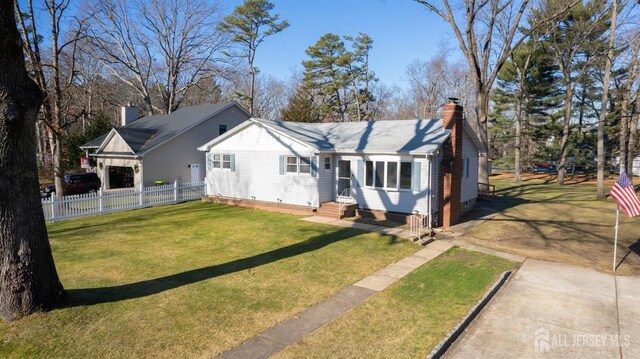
[280,86,321,122]
[302,33,378,122]
[219,0,289,114]
[62,113,113,171]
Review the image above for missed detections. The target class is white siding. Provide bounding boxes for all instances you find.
[102,133,132,153]
[342,154,431,214]
[461,130,479,203]
[142,106,248,186]
[206,123,320,207]
[318,154,334,203]
[430,152,440,219]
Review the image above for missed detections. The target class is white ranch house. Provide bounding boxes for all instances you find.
[199,100,480,228]
[82,102,251,189]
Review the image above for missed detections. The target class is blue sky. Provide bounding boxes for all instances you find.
[224,0,458,88]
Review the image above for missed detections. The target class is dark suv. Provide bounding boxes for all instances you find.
[40,173,102,197]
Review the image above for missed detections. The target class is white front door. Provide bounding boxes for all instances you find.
[190,163,200,182]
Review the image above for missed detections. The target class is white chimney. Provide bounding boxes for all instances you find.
[121,103,140,127]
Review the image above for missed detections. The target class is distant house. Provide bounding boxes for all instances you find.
[198,99,480,228]
[81,102,251,189]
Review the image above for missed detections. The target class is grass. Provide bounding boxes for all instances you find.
[276,247,516,359]
[466,173,640,275]
[0,201,420,358]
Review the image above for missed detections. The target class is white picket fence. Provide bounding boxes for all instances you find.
[41,181,206,222]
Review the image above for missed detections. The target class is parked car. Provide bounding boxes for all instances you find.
[40,173,101,197]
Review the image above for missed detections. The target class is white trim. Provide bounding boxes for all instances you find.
[96,129,136,154]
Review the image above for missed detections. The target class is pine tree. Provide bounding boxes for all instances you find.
[219,0,289,115]
[280,86,321,122]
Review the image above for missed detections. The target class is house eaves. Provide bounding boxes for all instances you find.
[198,118,320,152]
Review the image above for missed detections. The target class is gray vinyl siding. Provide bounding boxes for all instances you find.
[142,106,248,186]
[206,123,320,207]
[461,130,479,203]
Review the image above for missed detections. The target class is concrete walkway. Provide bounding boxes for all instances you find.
[216,240,455,359]
[446,259,640,359]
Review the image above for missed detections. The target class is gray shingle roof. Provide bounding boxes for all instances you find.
[253,118,450,154]
[80,133,109,149]
[86,102,246,156]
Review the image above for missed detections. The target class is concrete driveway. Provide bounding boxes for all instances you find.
[446,259,640,358]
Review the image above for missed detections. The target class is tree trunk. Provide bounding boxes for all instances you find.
[0,0,64,322]
[249,64,255,115]
[476,90,490,184]
[596,0,617,200]
[557,81,573,185]
[619,94,630,174]
[514,93,523,182]
[628,88,640,184]
[50,133,65,198]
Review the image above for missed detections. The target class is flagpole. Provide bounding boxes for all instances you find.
[613,205,619,272]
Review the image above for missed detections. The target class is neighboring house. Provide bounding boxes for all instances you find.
[198,99,481,228]
[81,102,251,189]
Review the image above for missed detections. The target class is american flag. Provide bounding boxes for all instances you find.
[610,171,640,217]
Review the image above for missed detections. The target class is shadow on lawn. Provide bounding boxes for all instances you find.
[617,239,640,270]
[62,227,365,307]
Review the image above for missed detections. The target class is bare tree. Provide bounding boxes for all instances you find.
[0,0,64,322]
[15,0,89,196]
[89,0,228,114]
[414,0,577,183]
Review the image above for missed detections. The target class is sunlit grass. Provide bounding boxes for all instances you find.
[277,247,516,358]
[0,201,419,358]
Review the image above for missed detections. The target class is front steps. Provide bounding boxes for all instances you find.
[315,201,357,219]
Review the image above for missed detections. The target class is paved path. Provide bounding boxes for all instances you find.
[216,240,455,359]
[446,259,640,359]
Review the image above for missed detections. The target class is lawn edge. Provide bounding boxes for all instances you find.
[426,269,514,359]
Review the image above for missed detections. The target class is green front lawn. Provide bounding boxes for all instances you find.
[0,202,420,358]
[276,247,516,358]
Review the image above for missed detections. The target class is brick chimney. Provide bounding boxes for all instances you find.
[438,98,463,228]
[121,103,140,127]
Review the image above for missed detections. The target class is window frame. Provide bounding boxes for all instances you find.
[299,156,311,174]
[324,156,331,170]
[219,124,227,135]
[210,153,233,170]
[364,159,413,191]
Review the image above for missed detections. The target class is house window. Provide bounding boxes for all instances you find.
[213,154,221,168]
[365,160,413,190]
[299,157,311,173]
[365,161,373,186]
[324,156,331,170]
[219,124,227,135]
[286,156,298,173]
[222,154,231,169]
[400,162,412,189]
[387,162,398,188]
[374,161,385,188]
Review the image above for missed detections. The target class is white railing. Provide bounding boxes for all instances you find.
[337,188,352,219]
[409,212,429,242]
[42,181,205,222]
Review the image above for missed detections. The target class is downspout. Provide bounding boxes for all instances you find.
[427,153,432,231]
